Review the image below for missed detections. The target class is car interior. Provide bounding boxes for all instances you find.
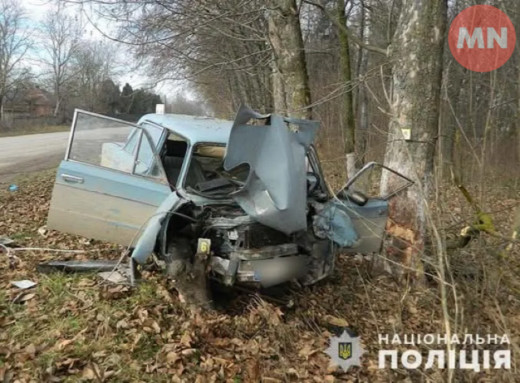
[161,138,206,188]
[159,134,325,198]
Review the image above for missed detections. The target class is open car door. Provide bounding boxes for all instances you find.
[47,110,171,246]
[335,162,413,253]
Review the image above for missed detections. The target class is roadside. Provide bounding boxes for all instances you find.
[0,125,69,138]
[0,131,68,186]
[0,154,63,186]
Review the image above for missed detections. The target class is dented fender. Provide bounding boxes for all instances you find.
[131,193,186,264]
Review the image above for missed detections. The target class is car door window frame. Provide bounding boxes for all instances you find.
[339,162,414,201]
[131,129,144,174]
[141,122,166,148]
[132,127,168,184]
[65,109,139,161]
[306,145,329,197]
[123,128,140,156]
[64,109,168,185]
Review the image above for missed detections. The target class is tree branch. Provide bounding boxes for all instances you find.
[303,0,387,56]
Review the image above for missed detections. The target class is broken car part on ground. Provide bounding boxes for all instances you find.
[46,105,413,303]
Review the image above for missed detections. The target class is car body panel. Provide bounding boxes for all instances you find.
[340,199,389,253]
[48,110,172,246]
[313,200,359,247]
[131,192,186,263]
[48,160,171,246]
[137,114,233,144]
[224,105,320,234]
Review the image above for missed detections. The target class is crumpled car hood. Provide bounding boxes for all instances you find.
[223,105,319,235]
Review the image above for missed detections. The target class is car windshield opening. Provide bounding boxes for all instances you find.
[184,144,249,197]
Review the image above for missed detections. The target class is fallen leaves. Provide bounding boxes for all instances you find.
[1,169,519,382]
[12,291,36,304]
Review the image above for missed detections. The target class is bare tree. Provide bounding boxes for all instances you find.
[268,0,312,119]
[337,0,356,178]
[66,0,273,116]
[0,0,31,121]
[381,0,447,277]
[70,40,117,113]
[40,5,83,117]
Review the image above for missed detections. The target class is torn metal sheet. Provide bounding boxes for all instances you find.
[313,201,359,247]
[98,270,129,284]
[224,105,319,234]
[131,193,186,264]
[37,260,119,273]
[11,280,37,289]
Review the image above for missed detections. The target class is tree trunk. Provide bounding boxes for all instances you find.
[267,0,311,119]
[381,0,447,278]
[357,1,369,165]
[337,0,357,179]
[54,98,61,117]
[0,94,4,122]
[442,66,464,169]
[358,89,368,164]
[517,121,520,165]
[271,58,287,114]
[517,59,520,164]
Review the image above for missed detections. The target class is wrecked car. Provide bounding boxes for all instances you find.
[47,106,412,291]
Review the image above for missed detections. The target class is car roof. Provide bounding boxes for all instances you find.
[137,113,233,144]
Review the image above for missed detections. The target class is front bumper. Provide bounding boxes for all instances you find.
[209,243,309,288]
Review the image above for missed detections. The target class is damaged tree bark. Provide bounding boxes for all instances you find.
[267,0,312,119]
[381,0,447,279]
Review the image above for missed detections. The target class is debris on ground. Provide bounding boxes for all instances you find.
[10,280,37,289]
[37,260,120,274]
[98,270,130,285]
[11,291,36,304]
[37,225,48,238]
[0,236,14,246]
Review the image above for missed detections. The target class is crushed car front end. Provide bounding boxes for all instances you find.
[130,105,342,290]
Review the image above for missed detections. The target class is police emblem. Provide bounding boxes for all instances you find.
[338,342,352,360]
[325,330,364,371]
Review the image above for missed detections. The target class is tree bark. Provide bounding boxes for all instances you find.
[337,0,357,179]
[442,66,464,168]
[517,57,520,164]
[381,0,447,278]
[267,0,311,119]
[357,0,369,165]
[0,94,4,122]
[53,97,61,117]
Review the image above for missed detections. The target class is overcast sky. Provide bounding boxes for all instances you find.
[20,0,178,96]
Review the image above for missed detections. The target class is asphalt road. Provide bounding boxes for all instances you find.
[0,131,69,184]
[0,127,134,185]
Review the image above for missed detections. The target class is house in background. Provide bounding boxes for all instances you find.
[25,87,55,117]
[4,86,55,118]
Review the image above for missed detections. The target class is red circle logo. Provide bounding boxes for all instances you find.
[449,5,516,72]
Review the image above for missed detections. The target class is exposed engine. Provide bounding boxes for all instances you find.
[200,206,307,287]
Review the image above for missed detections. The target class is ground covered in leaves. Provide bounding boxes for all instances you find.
[1,170,519,382]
